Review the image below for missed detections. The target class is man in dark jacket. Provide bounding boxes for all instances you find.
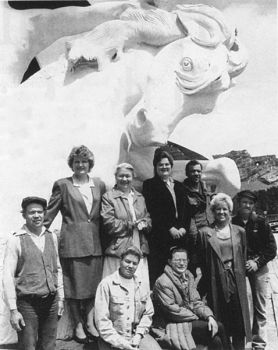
[183,160,213,274]
[232,190,277,350]
[152,247,229,350]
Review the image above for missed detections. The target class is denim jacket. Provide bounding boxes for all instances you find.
[94,270,153,349]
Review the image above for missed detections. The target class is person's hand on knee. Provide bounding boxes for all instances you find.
[207,316,218,338]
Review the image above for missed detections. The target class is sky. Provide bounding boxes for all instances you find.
[170,0,278,158]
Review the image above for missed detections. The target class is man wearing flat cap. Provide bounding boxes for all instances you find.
[232,190,277,350]
[3,196,64,350]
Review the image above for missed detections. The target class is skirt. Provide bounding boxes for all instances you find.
[102,256,150,292]
[61,256,103,299]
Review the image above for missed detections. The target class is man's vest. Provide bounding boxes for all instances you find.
[15,231,58,297]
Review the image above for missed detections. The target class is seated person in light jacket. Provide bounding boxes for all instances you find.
[152,247,229,350]
[94,246,161,350]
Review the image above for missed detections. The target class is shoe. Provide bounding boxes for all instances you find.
[73,334,89,344]
[84,326,98,342]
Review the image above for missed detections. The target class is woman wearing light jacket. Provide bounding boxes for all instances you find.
[101,163,151,291]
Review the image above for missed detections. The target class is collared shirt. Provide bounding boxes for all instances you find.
[72,176,94,214]
[3,224,64,310]
[164,177,177,218]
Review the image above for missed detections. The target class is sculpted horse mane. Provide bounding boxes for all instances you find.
[0,1,247,343]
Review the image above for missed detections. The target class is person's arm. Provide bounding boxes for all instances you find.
[153,281,198,323]
[134,294,154,337]
[44,181,62,229]
[256,222,277,268]
[94,281,133,349]
[135,196,152,234]
[101,194,133,237]
[52,231,64,316]
[190,278,214,320]
[3,236,25,331]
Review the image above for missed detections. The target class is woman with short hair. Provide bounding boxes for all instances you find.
[142,147,187,287]
[45,145,106,343]
[101,162,151,291]
[197,193,252,350]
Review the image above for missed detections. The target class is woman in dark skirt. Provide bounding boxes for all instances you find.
[197,193,251,350]
[45,145,105,343]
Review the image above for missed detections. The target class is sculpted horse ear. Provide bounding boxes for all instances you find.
[227,38,248,78]
[175,4,235,48]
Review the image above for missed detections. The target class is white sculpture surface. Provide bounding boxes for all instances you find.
[0,1,247,344]
[1,1,247,185]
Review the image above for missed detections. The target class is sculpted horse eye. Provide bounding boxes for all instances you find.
[181,57,193,71]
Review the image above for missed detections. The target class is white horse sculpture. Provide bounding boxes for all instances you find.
[0,2,246,342]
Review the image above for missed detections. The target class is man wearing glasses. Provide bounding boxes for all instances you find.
[152,247,229,350]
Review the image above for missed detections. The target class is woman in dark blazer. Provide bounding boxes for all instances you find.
[197,193,251,350]
[44,145,105,343]
[142,148,187,287]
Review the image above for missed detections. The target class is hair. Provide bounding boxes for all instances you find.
[120,246,142,261]
[67,145,94,171]
[114,162,134,177]
[153,147,174,176]
[185,160,203,177]
[168,246,188,260]
[210,192,233,212]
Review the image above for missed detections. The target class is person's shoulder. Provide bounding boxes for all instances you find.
[198,225,213,235]
[92,177,106,188]
[173,179,183,188]
[54,177,72,186]
[231,223,245,234]
[154,272,171,290]
[143,177,155,186]
[98,271,117,288]
[102,187,118,200]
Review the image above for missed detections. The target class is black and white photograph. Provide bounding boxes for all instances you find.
[0,1,277,349]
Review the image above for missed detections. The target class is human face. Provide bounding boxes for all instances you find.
[238,197,255,219]
[23,203,45,233]
[156,157,172,179]
[72,156,90,176]
[187,164,202,184]
[213,201,231,225]
[119,254,139,279]
[169,251,188,275]
[115,168,133,192]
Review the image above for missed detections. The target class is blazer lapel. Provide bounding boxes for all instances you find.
[69,178,89,215]
[90,183,99,218]
[230,224,240,264]
[208,228,223,261]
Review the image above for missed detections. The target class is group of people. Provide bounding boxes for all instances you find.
[3,145,277,350]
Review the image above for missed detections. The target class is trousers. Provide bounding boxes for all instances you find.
[248,264,269,349]
[191,320,230,350]
[17,293,58,350]
[98,334,162,350]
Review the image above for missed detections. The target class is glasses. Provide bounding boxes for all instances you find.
[172,259,188,264]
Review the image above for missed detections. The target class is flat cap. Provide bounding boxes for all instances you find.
[21,196,47,210]
[237,190,257,202]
